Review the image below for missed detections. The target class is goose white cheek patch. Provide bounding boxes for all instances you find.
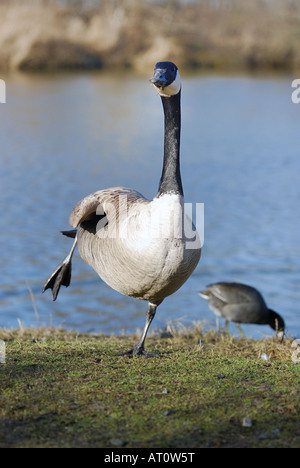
[156,72,181,97]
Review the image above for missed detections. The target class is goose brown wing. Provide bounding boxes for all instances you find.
[69,187,148,229]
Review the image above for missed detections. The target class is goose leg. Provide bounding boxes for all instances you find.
[42,237,77,301]
[121,302,160,357]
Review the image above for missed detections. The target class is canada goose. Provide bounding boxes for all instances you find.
[198,282,285,337]
[43,61,201,356]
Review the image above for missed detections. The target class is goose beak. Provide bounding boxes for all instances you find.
[149,69,169,89]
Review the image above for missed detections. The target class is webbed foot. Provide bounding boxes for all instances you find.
[120,347,160,358]
[42,260,72,301]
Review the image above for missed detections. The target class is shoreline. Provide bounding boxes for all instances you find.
[1,1,300,74]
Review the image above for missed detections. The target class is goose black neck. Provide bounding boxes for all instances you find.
[157,91,183,197]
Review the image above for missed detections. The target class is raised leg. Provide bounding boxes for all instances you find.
[121,302,160,357]
[43,237,77,301]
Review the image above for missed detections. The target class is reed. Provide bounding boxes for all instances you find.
[1,0,300,72]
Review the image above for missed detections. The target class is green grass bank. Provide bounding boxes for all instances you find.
[0,326,299,448]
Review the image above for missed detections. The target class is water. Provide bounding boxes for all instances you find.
[1,70,299,339]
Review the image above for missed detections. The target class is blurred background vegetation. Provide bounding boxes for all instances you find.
[0,0,299,73]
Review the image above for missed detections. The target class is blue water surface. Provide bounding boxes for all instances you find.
[0,70,299,339]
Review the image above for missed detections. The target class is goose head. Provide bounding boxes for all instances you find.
[150,61,181,98]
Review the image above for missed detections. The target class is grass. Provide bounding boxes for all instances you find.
[0,325,299,448]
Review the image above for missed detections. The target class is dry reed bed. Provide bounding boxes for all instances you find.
[1,0,300,73]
